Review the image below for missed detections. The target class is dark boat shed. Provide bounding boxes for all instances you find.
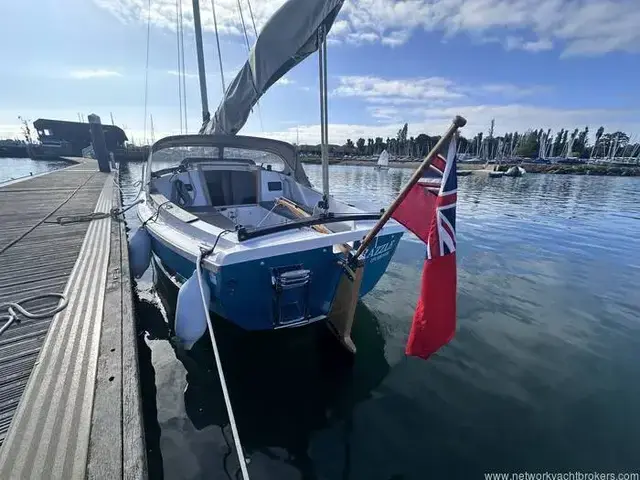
[33,119,128,156]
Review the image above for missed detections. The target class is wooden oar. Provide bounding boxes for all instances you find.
[276,197,352,252]
[276,197,332,234]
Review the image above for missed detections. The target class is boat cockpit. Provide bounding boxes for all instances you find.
[145,135,381,241]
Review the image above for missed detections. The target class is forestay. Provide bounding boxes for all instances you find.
[202,0,345,136]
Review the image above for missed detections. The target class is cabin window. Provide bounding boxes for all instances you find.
[204,170,257,206]
[267,181,282,192]
[224,147,286,172]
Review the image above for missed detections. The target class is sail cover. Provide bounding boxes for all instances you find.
[202,0,345,135]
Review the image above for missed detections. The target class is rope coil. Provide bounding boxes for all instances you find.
[0,294,68,337]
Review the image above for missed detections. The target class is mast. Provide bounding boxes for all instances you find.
[318,25,329,208]
[191,0,210,124]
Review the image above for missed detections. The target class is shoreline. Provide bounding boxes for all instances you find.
[300,158,640,177]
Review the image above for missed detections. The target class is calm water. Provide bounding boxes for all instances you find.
[0,157,72,184]
[118,162,640,479]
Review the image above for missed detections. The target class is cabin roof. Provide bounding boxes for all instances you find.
[33,119,128,143]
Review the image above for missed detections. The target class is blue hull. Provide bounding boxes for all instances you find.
[149,232,402,331]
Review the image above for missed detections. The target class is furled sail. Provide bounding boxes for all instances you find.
[202,0,345,135]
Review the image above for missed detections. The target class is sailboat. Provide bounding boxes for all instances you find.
[133,0,404,344]
[375,149,390,170]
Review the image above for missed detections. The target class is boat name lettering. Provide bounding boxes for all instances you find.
[362,239,396,263]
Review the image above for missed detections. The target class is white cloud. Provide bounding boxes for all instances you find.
[345,31,379,45]
[69,69,122,79]
[522,38,554,52]
[93,0,639,56]
[166,69,198,78]
[366,106,404,122]
[333,75,464,102]
[479,83,549,98]
[128,0,640,55]
[333,75,549,106]
[274,76,294,86]
[381,30,411,47]
[504,36,554,52]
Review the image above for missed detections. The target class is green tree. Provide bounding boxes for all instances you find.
[415,133,429,156]
[576,126,589,157]
[356,138,365,154]
[374,137,384,154]
[397,123,408,154]
[553,129,564,156]
[18,116,33,144]
[593,126,605,157]
[516,130,540,158]
[367,138,374,155]
[568,128,579,156]
[397,123,408,143]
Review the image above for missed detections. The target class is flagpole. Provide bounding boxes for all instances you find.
[352,115,466,261]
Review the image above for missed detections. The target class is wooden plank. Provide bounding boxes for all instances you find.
[0,161,146,479]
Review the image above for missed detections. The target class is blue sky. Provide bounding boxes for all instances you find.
[1,0,639,145]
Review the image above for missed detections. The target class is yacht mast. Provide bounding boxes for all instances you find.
[192,0,210,124]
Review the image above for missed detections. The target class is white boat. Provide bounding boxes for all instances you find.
[133,0,404,342]
[375,149,390,170]
[504,166,526,177]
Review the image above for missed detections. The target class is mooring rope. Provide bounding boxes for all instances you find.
[0,173,97,255]
[0,294,68,337]
[197,237,250,480]
[43,199,143,225]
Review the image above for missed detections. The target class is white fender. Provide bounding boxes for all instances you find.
[128,227,151,278]
[175,269,210,350]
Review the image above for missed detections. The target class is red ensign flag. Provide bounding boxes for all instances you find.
[391,139,458,359]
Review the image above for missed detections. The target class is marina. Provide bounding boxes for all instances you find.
[1,0,640,477]
[122,162,640,478]
[2,157,640,478]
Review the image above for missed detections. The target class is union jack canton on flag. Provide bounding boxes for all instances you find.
[390,138,458,359]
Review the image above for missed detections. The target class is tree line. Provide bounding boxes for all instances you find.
[343,123,640,160]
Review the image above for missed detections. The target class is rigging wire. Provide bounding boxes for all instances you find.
[210,0,226,92]
[175,0,183,134]
[143,0,152,144]
[179,0,188,132]
[236,0,252,53]
[245,0,259,39]
[236,0,264,132]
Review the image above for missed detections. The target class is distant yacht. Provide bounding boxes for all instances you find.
[376,149,390,170]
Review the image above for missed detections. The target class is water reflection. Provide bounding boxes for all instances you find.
[120,163,640,479]
[137,255,391,479]
[0,157,73,183]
